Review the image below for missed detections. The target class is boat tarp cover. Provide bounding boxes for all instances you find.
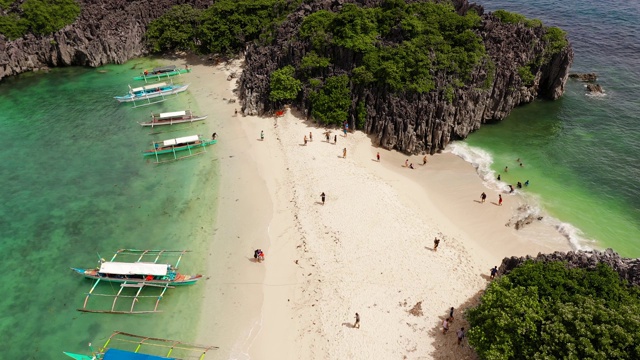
[152,65,177,73]
[174,135,200,145]
[142,82,167,91]
[159,111,187,119]
[99,262,168,276]
[104,349,176,360]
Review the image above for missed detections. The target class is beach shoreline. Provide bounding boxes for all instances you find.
[183,58,571,359]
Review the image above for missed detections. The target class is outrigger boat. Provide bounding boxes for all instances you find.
[139,110,208,128]
[73,249,201,314]
[143,134,217,163]
[64,331,218,360]
[133,65,191,82]
[114,82,189,108]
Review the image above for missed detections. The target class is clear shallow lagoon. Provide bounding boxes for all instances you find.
[456,0,640,256]
[0,60,218,358]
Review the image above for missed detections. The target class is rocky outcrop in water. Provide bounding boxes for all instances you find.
[586,83,604,93]
[498,249,640,286]
[238,0,573,154]
[0,0,211,81]
[569,72,598,82]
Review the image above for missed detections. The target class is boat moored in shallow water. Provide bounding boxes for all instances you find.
[114,82,189,107]
[143,134,217,163]
[139,110,208,127]
[134,65,191,82]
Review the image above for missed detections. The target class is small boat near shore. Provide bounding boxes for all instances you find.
[140,110,208,127]
[143,134,217,163]
[133,65,191,82]
[73,249,202,313]
[63,331,217,360]
[114,82,189,108]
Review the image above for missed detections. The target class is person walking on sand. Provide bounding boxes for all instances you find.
[326,132,330,142]
[354,313,360,329]
[405,159,409,167]
[343,148,347,158]
[321,192,326,205]
[449,307,455,322]
[423,155,427,165]
[490,266,498,279]
[334,134,337,144]
[377,152,380,162]
[481,192,486,203]
[457,327,465,346]
[260,130,264,141]
[442,317,450,334]
[498,194,503,206]
[304,135,308,145]
[433,238,440,251]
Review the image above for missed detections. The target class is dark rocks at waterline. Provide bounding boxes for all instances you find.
[569,72,598,82]
[0,0,212,81]
[586,83,604,93]
[498,249,640,286]
[238,0,573,154]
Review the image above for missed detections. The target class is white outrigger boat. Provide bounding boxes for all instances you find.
[72,249,202,314]
[139,110,208,127]
[114,82,189,108]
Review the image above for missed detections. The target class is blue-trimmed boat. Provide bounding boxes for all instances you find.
[143,135,217,163]
[114,82,189,107]
[133,65,191,81]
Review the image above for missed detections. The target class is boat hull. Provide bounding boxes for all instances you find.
[139,115,208,127]
[114,84,189,103]
[71,267,202,286]
[133,68,191,81]
[142,139,217,157]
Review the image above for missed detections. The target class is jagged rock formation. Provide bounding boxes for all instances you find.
[586,83,604,93]
[0,0,211,81]
[569,72,597,82]
[498,249,640,287]
[238,0,574,154]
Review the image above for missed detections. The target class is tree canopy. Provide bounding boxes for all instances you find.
[0,0,80,40]
[309,75,352,125]
[466,261,640,360]
[269,65,302,102]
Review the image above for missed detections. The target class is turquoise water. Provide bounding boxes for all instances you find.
[0,61,218,358]
[457,0,640,256]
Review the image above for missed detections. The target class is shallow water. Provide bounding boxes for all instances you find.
[0,60,219,358]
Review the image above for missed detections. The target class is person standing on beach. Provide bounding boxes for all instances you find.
[433,238,440,251]
[343,148,347,158]
[309,132,313,142]
[449,307,455,322]
[354,313,360,329]
[334,134,337,144]
[326,132,330,142]
[457,327,465,345]
[490,266,498,279]
[442,317,449,334]
[377,152,380,162]
[405,159,409,167]
[481,192,486,203]
[498,194,503,206]
[304,135,308,145]
[260,130,264,141]
[423,155,427,165]
[321,192,326,205]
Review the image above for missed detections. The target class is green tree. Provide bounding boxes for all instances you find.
[21,0,80,36]
[269,65,302,102]
[145,5,202,52]
[467,261,640,360]
[309,75,351,125]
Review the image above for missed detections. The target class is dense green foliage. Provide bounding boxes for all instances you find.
[146,0,301,55]
[269,66,302,102]
[517,66,535,85]
[543,26,569,56]
[492,10,542,28]
[300,51,331,71]
[0,0,80,40]
[309,75,352,125]
[467,261,640,360]
[299,1,486,93]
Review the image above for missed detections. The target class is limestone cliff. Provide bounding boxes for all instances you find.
[0,0,210,80]
[238,0,574,154]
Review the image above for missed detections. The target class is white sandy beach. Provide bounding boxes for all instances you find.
[180,58,571,359]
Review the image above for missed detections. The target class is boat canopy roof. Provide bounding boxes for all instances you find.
[162,135,199,146]
[104,349,176,360]
[152,65,177,73]
[159,111,187,119]
[99,262,168,276]
[131,83,167,92]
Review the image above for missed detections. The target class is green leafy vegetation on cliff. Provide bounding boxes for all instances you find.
[467,261,640,360]
[309,75,352,125]
[299,1,485,93]
[269,65,302,102]
[492,9,542,28]
[146,0,301,55]
[0,0,80,40]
